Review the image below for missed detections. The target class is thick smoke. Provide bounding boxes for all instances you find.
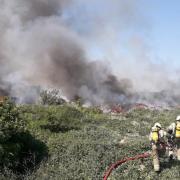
[0,0,180,106]
[0,0,133,104]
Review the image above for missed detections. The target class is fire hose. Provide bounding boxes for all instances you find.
[103,141,174,180]
[103,152,151,180]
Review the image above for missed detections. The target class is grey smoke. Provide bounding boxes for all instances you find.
[0,0,133,104]
[0,0,179,106]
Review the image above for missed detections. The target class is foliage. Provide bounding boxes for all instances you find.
[43,105,84,132]
[0,104,180,179]
[0,100,48,177]
[73,95,83,106]
[81,106,103,115]
[40,89,66,105]
[0,99,25,142]
[0,132,48,175]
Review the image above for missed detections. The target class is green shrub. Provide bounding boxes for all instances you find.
[43,106,83,132]
[81,106,102,115]
[0,100,48,178]
[40,89,66,105]
[0,100,26,143]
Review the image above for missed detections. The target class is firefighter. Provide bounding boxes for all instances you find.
[167,115,180,160]
[149,122,166,172]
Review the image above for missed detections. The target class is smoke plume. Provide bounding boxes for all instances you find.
[0,0,134,104]
[0,0,179,106]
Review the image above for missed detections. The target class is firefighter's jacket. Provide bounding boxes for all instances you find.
[167,122,180,138]
[149,127,166,144]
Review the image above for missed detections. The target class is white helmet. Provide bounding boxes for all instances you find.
[176,115,180,121]
[154,122,162,129]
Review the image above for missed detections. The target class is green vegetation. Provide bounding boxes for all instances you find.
[40,89,66,105]
[0,100,179,179]
[0,100,25,142]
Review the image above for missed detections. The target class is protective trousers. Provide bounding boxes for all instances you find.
[152,144,160,172]
[176,139,180,160]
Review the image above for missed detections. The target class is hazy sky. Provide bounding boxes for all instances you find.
[149,1,180,69]
[62,0,180,73]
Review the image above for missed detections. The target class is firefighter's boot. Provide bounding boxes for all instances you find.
[177,148,180,160]
[152,144,160,172]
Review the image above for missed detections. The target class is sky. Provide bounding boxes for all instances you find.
[149,1,180,69]
[62,0,180,72]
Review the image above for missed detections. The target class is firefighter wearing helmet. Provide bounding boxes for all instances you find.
[167,115,180,160]
[149,122,166,172]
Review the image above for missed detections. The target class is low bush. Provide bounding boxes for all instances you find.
[42,105,84,132]
[0,99,26,143]
[40,89,66,105]
[0,100,48,178]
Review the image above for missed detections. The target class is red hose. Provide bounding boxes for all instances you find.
[103,152,151,180]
